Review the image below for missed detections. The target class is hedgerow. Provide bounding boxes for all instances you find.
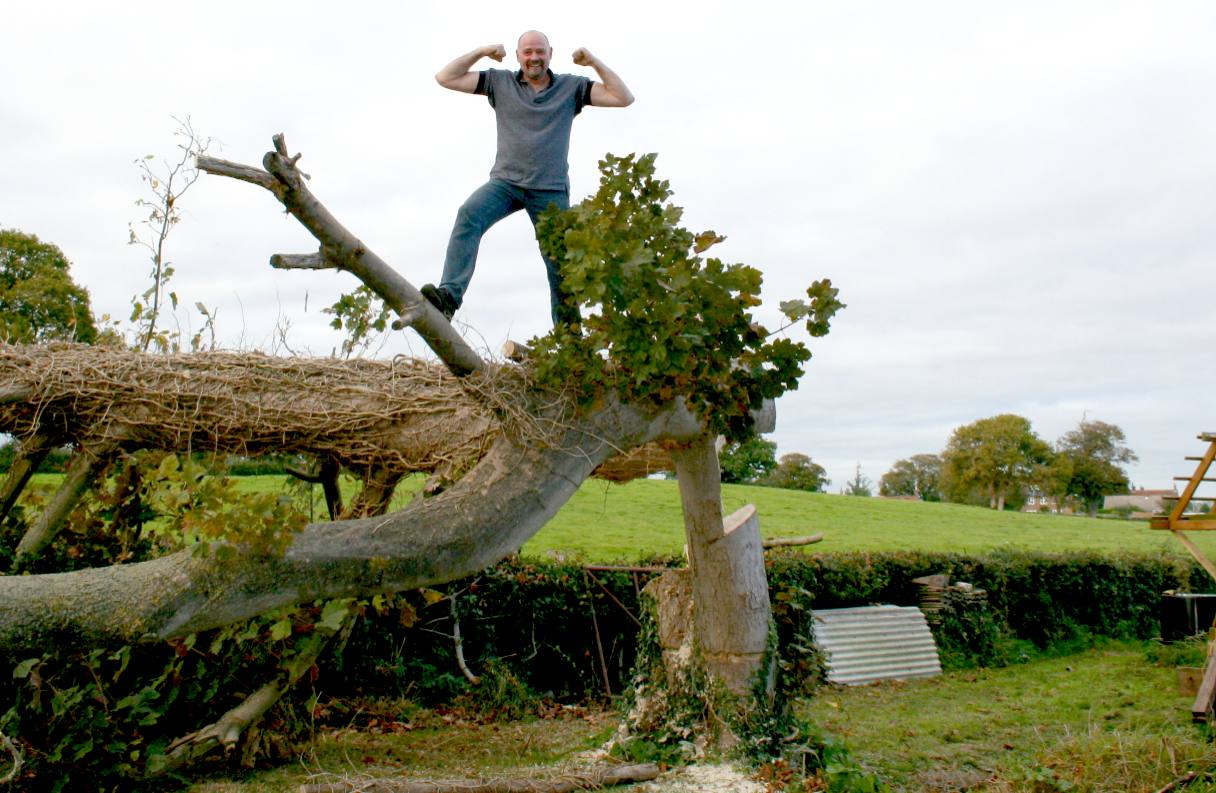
[1,546,1204,787]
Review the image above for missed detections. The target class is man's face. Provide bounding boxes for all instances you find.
[516,33,551,80]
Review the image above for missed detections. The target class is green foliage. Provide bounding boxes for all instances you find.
[531,153,843,441]
[141,453,307,556]
[942,414,1053,510]
[878,453,942,501]
[765,549,1198,652]
[0,448,331,788]
[759,453,830,492]
[0,440,73,474]
[1,601,351,790]
[719,436,778,483]
[0,228,98,344]
[324,284,392,358]
[1050,418,1138,515]
[931,589,1025,669]
[842,463,872,497]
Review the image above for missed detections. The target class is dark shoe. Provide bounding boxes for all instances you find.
[421,284,456,321]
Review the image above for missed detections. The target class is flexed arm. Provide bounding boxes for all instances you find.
[436,44,506,92]
[573,48,634,107]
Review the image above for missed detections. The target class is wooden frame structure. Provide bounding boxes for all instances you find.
[1149,432,1216,722]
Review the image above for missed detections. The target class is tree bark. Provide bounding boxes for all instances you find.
[297,764,661,793]
[670,436,773,696]
[0,431,51,522]
[13,440,118,565]
[0,394,706,651]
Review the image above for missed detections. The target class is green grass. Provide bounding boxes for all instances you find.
[801,640,1216,792]
[185,642,1216,792]
[525,478,1202,562]
[26,473,1204,563]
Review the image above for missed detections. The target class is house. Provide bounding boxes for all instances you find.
[1022,487,1071,514]
[1103,488,1178,517]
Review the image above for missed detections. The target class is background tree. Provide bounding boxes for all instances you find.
[1050,418,1138,515]
[941,414,1052,510]
[0,229,97,344]
[718,436,777,483]
[759,452,828,492]
[842,462,872,497]
[879,453,943,500]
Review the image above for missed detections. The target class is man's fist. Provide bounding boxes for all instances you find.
[484,44,506,61]
[572,48,595,67]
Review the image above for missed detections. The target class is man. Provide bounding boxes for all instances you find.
[423,31,633,326]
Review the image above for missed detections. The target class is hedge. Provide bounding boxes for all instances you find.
[1,549,1207,787]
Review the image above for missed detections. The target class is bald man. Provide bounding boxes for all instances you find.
[423,31,634,326]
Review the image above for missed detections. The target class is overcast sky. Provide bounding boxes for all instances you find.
[3,2,1214,494]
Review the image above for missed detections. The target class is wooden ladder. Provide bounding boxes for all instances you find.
[1150,432,1216,722]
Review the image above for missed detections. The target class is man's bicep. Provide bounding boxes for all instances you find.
[440,70,483,93]
[588,81,630,108]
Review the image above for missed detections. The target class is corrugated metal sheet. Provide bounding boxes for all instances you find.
[812,605,942,686]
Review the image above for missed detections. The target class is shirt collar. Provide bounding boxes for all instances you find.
[514,68,556,90]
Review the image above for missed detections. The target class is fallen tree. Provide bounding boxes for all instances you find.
[0,137,841,780]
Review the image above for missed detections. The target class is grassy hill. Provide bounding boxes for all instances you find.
[527,478,1200,562]
[26,472,1203,563]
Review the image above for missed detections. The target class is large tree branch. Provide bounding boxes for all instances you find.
[0,395,704,651]
[0,431,52,523]
[197,135,485,376]
[13,439,121,566]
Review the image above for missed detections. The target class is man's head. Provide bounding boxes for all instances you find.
[516,30,552,81]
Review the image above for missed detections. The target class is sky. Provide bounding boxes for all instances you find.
[2,2,1214,495]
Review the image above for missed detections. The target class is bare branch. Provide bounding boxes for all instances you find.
[0,729,22,785]
[199,137,486,377]
[451,594,480,685]
[196,156,278,191]
[298,764,662,793]
[762,533,823,549]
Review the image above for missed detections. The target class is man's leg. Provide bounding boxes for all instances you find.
[524,188,578,326]
[435,180,521,312]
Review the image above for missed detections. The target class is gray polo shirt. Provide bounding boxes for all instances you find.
[475,68,593,191]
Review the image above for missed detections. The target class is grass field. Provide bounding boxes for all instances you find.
[801,639,1216,792]
[528,478,1202,561]
[26,472,1205,562]
[183,640,1216,792]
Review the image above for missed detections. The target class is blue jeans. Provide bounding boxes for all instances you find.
[439,179,571,325]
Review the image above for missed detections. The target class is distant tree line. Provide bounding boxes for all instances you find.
[718,437,830,492]
[879,414,1139,515]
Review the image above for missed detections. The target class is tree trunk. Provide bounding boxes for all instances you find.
[670,435,773,695]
